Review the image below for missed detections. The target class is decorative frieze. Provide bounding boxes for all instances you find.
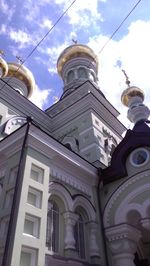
[50,166,91,196]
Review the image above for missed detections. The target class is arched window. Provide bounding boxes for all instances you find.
[78,67,87,79]
[46,200,59,252]
[74,207,88,259]
[67,70,75,83]
[64,143,72,151]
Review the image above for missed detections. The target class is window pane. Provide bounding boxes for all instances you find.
[74,213,85,259]
[20,252,31,266]
[31,170,39,181]
[46,200,59,252]
[24,220,34,235]
[28,192,36,206]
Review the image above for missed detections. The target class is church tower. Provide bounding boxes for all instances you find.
[0,61,35,138]
[47,43,126,167]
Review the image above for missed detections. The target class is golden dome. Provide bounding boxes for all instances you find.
[121,86,144,106]
[0,57,8,78]
[57,44,98,76]
[7,63,35,97]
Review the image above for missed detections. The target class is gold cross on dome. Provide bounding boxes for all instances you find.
[72,38,78,44]
[16,55,23,64]
[122,69,131,87]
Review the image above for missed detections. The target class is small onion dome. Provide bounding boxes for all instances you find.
[121,86,144,107]
[57,44,98,77]
[0,57,8,78]
[7,63,35,98]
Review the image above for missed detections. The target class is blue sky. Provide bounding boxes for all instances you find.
[0,0,150,127]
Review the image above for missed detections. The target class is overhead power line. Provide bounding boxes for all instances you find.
[0,0,77,90]
[98,0,142,54]
[23,0,77,63]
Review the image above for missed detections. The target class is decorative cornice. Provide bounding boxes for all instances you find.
[51,165,92,196]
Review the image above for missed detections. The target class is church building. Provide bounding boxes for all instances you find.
[0,43,149,266]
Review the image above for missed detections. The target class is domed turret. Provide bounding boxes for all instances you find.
[121,71,150,124]
[0,56,8,78]
[57,44,99,98]
[5,63,35,98]
[121,86,144,107]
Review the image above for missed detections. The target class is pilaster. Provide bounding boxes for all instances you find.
[106,224,141,266]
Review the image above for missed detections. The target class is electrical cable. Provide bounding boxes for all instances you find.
[98,0,142,55]
[0,0,77,91]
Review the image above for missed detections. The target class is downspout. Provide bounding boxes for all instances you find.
[2,117,32,266]
[97,168,109,266]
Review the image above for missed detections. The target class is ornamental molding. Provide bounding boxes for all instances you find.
[50,165,92,196]
[3,116,27,135]
[103,169,150,227]
[106,224,141,243]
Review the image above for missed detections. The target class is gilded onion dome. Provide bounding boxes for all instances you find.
[0,56,8,78]
[121,86,144,107]
[7,63,35,98]
[57,44,99,77]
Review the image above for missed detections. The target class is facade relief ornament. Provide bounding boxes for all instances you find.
[106,224,141,266]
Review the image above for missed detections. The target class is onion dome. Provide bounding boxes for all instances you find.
[121,86,144,107]
[7,63,35,98]
[0,57,8,78]
[57,44,99,77]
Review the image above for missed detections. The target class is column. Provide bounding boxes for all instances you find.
[106,224,141,266]
[88,221,100,257]
[63,212,79,250]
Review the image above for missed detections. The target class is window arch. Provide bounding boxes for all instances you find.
[78,67,87,79]
[74,206,88,259]
[46,200,59,252]
[67,70,75,83]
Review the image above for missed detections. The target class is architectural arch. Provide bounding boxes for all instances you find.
[73,195,96,221]
[49,182,73,212]
[103,169,150,227]
[103,170,150,266]
[62,136,78,152]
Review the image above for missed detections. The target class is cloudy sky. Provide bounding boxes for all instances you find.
[0,0,149,127]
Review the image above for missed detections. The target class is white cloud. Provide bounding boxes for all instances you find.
[30,84,52,109]
[0,0,9,13]
[54,0,104,27]
[0,24,7,34]
[0,0,15,21]
[41,18,53,29]
[88,20,150,126]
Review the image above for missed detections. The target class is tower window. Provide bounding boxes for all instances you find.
[30,164,44,184]
[78,67,87,79]
[67,70,75,83]
[46,200,59,252]
[20,247,37,266]
[23,214,40,238]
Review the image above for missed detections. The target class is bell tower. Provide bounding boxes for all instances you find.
[47,43,126,167]
[57,44,99,98]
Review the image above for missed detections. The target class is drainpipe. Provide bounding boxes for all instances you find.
[97,168,109,266]
[2,117,32,266]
